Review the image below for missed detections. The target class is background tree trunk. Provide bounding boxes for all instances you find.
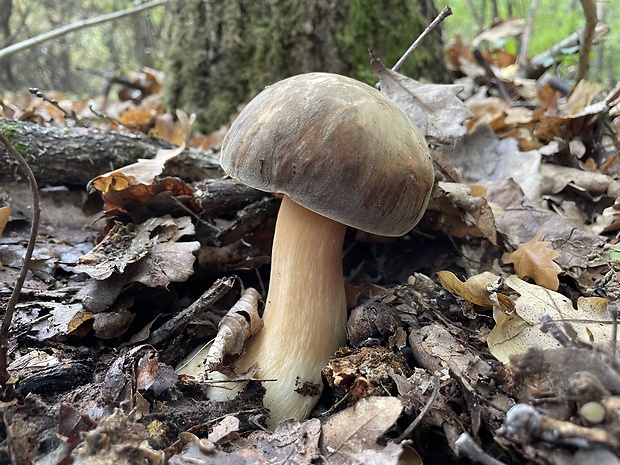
[162,0,450,133]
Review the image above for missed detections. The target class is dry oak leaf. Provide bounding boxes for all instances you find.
[437,270,501,310]
[321,396,405,465]
[502,231,561,290]
[488,276,612,364]
[371,58,472,142]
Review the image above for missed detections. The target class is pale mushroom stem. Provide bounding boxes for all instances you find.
[237,194,347,426]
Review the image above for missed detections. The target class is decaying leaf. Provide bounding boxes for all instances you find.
[472,18,526,46]
[12,302,93,342]
[448,123,542,200]
[502,231,562,290]
[371,58,472,142]
[76,215,200,284]
[534,80,609,143]
[437,270,501,310]
[424,182,498,245]
[321,396,404,465]
[540,163,620,199]
[488,276,612,364]
[177,288,263,377]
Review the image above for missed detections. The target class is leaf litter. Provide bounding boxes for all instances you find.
[2,18,620,465]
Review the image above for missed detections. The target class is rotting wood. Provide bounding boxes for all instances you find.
[0,118,222,186]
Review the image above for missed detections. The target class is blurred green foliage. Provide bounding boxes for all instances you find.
[436,0,619,86]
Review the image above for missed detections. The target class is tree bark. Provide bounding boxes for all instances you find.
[162,0,450,133]
[0,118,221,186]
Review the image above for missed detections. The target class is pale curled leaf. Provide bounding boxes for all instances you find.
[502,231,561,290]
[176,288,263,378]
[472,18,526,46]
[488,276,612,364]
[204,287,263,371]
[371,59,472,142]
[437,270,500,309]
[90,143,185,194]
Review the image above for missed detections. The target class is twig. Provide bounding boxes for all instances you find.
[518,0,541,68]
[392,5,453,73]
[29,87,86,127]
[473,49,511,100]
[577,0,597,81]
[610,304,617,355]
[0,133,40,388]
[395,376,441,443]
[0,0,168,62]
[147,277,235,348]
[455,433,507,465]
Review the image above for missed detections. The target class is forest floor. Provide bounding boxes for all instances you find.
[2,22,620,465]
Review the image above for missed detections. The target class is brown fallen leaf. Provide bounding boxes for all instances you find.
[502,231,562,290]
[423,182,498,246]
[371,58,472,142]
[437,270,501,310]
[320,396,404,465]
[0,204,10,237]
[488,276,612,364]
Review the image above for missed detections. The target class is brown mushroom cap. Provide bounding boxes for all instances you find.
[220,72,434,236]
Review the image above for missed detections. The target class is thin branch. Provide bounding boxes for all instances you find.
[518,0,541,68]
[392,5,453,73]
[0,0,168,62]
[0,133,40,388]
[395,376,441,443]
[577,0,598,81]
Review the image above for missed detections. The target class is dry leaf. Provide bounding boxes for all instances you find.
[472,18,526,46]
[207,415,240,445]
[437,270,501,309]
[0,204,10,237]
[540,163,620,199]
[502,231,561,290]
[424,182,498,245]
[321,396,403,465]
[76,216,200,284]
[371,59,472,142]
[90,144,186,195]
[448,123,542,200]
[488,276,612,364]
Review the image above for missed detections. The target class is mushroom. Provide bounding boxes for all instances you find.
[210,72,434,426]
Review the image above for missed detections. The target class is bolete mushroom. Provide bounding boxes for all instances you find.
[211,72,433,426]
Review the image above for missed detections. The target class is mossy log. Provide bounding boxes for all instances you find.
[0,118,221,186]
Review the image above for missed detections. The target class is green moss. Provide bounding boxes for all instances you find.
[0,120,23,140]
[163,0,449,133]
[0,120,31,157]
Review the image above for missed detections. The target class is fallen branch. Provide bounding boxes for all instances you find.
[0,118,222,186]
[0,132,40,388]
[520,22,608,80]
